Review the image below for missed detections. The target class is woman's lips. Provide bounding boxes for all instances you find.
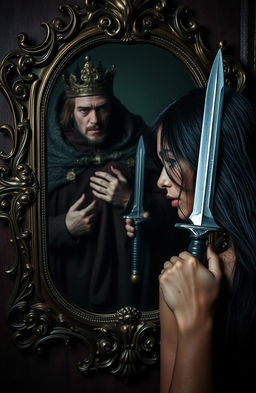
[171,199,179,208]
[167,195,179,208]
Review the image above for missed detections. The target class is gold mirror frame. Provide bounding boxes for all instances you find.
[0,0,245,380]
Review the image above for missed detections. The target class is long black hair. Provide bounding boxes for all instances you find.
[155,87,256,388]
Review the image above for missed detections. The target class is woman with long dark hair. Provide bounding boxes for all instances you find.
[126,87,256,392]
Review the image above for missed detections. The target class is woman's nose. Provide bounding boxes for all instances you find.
[157,167,171,189]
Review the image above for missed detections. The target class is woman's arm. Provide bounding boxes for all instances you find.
[169,311,214,393]
[159,290,178,393]
[159,245,222,393]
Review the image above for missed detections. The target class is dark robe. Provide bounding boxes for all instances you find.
[48,160,186,312]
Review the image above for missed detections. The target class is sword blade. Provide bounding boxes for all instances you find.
[189,49,224,228]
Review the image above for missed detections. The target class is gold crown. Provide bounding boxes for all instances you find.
[64,56,116,98]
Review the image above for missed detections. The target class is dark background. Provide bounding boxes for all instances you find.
[0,1,255,392]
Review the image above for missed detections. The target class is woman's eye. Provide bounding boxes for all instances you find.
[166,158,176,168]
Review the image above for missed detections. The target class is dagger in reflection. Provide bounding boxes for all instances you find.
[124,135,147,282]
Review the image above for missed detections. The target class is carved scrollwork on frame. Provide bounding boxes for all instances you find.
[78,307,159,377]
[0,0,246,381]
[9,303,158,378]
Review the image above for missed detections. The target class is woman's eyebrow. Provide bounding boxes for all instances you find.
[159,148,171,159]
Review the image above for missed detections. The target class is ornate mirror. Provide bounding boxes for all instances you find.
[0,0,245,381]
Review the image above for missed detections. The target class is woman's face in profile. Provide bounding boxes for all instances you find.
[156,126,195,220]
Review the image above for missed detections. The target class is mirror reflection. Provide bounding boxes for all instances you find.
[47,44,194,313]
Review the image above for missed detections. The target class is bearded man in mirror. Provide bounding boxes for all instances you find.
[47,56,183,312]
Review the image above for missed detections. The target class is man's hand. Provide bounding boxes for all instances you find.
[125,212,150,238]
[89,165,131,208]
[65,194,98,237]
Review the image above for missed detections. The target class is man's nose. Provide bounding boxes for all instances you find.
[89,109,99,124]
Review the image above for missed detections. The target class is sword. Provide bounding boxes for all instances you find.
[175,49,224,263]
[124,135,147,282]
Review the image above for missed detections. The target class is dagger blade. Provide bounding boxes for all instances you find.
[175,49,225,262]
[189,49,224,228]
[127,135,145,218]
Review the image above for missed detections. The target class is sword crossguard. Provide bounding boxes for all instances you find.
[175,223,223,265]
[123,213,147,223]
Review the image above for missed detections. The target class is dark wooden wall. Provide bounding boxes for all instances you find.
[0,1,254,392]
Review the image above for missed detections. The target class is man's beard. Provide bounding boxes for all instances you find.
[74,121,108,146]
[81,133,108,146]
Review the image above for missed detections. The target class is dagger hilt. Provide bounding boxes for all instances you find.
[187,230,209,264]
[124,215,146,283]
[130,222,142,283]
[175,223,222,265]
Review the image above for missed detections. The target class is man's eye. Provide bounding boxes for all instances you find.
[98,105,109,113]
[80,109,89,115]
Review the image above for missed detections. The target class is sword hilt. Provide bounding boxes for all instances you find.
[175,223,222,265]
